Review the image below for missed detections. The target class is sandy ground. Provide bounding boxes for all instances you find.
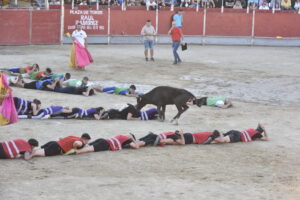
[0,44,300,200]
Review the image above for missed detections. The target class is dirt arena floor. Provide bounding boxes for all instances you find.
[0,44,300,200]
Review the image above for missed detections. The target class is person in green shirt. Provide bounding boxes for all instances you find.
[194,97,232,108]
[62,76,89,88]
[101,85,138,97]
[29,68,52,80]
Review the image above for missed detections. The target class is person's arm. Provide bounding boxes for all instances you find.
[168,27,174,35]
[180,28,184,41]
[73,141,84,149]
[127,113,141,120]
[31,104,40,116]
[93,114,101,120]
[82,87,93,96]
[175,130,185,145]
[129,141,140,149]
[141,26,145,36]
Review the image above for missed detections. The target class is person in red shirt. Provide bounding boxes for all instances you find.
[0,138,39,160]
[168,21,184,65]
[29,133,91,158]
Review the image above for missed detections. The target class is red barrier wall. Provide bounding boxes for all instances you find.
[110,10,156,35]
[32,10,60,44]
[255,13,300,37]
[64,10,108,35]
[206,11,252,36]
[158,11,203,35]
[0,10,30,45]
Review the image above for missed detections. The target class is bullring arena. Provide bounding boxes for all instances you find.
[1,3,300,200]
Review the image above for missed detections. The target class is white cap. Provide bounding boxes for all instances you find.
[216,100,225,107]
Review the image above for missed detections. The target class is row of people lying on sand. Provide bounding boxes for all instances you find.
[14,96,233,120]
[15,97,158,120]
[8,73,140,97]
[0,124,269,160]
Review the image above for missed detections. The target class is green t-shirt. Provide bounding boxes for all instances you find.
[30,71,39,80]
[68,80,82,87]
[207,97,226,107]
[51,73,63,80]
[114,87,129,95]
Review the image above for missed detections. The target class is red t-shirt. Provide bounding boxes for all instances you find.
[171,27,182,41]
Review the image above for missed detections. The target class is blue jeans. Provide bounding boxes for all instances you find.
[172,41,181,63]
[102,86,116,94]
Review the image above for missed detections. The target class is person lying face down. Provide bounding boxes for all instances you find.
[101,104,158,120]
[51,107,106,120]
[10,75,60,91]
[18,106,73,119]
[194,97,232,109]
[29,67,52,80]
[62,76,89,88]
[100,84,140,97]
[14,97,41,116]
[28,133,91,159]
[207,123,269,144]
[1,63,40,76]
[137,130,219,147]
[54,85,97,96]
[67,133,139,155]
[0,138,39,160]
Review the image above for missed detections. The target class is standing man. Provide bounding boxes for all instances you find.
[173,9,183,28]
[69,23,93,70]
[168,21,184,65]
[141,20,156,61]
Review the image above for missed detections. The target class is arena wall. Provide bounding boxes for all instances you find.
[1,8,300,46]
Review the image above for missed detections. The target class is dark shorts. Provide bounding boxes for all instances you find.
[224,130,241,143]
[24,81,37,89]
[89,139,110,152]
[41,141,63,156]
[0,144,7,159]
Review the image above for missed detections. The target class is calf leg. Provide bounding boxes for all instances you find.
[157,105,164,122]
[171,104,189,125]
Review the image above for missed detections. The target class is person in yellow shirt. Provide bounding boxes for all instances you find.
[281,0,292,10]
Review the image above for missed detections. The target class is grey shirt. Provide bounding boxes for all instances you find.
[141,25,156,41]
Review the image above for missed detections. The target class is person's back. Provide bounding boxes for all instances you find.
[173,11,183,28]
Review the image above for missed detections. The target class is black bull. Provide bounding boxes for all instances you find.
[136,86,196,123]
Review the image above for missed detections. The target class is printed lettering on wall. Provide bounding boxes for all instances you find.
[64,10,107,35]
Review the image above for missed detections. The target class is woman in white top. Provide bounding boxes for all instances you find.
[69,23,93,70]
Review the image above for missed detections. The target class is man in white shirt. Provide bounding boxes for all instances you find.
[140,20,156,61]
[146,0,157,10]
[72,23,87,47]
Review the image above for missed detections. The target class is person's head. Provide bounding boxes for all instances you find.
[76,22,82,31]
[129,85,136,94]
[45,68,52,76]
[95,107,105,115]
[81,133,91,144]
[177,9,183,15]
[88,88,95,96]
[64,73,71,81]
[82,76,89,85]
[235,0,241,5]
[28,138,39,149]
[146,19,151,27]
[32,64,40,72]
[32,99,42,109]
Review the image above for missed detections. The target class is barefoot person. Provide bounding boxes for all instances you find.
[0,138,39,160]
[0,73,18,125]
[141,19,156,61]
[70,23,93,70]
[168,21,184,65]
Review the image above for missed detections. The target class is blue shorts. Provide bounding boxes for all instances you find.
[144,40,154,50]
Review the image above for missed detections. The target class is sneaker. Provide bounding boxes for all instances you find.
[150,57,155,61]
[145,58,149,61]
[173,61,177,65]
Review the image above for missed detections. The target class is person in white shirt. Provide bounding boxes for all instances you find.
[146,0,157,10]
[259,1,270,9]
[294,0,300,10]
[140,20,156,61]
[69,23,93,70]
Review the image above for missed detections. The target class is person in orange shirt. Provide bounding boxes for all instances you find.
[168,21,184,65]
